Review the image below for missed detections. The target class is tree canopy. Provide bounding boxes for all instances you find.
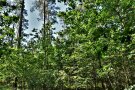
[0,0,135,90]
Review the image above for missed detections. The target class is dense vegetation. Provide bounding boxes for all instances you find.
[0,0,135,90]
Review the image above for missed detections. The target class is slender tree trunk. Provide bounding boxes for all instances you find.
[17,0,24,48]
[13,77,18,90]
[14,0,24,89]
[43,0,48,69]
[97,51,106,89]
[43,0,48,90]
[10,23,15,47]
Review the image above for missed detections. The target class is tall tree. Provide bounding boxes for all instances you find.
[17,0,25,48]
[0,0,135,89]
[57,0,135,89]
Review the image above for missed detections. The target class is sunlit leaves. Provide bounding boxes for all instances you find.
[56,0,135,89]
[0,0,135,89]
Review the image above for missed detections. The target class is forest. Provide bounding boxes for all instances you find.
[0,0,135,90]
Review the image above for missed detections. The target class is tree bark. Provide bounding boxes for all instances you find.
[14,0,25,89]
[17,0,24,48]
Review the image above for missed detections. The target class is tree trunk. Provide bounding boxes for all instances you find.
[17,0,24,48]
[14,0,24,89]
[13,77,18,90]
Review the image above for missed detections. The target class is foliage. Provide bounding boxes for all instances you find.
[0,0,135,90]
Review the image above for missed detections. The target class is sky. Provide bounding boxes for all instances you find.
[24,0,67,35]
[25,0,42,33]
